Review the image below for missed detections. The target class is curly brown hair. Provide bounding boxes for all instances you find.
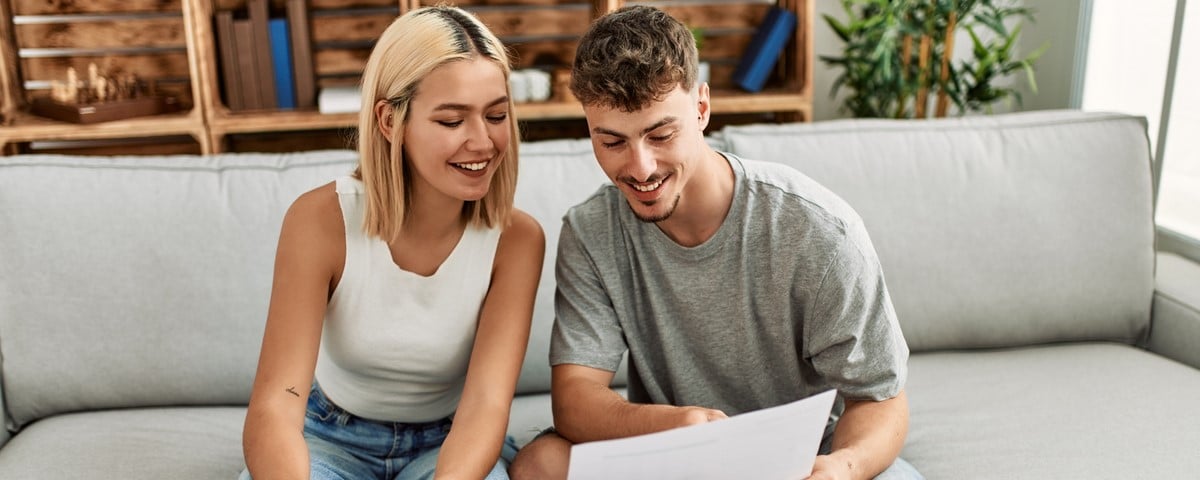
[570,5,698,112]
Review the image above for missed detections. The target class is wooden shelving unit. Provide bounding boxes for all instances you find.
[0,0,813,155]
[0,0,209,153]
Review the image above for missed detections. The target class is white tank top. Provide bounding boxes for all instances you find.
[314,176,501,422]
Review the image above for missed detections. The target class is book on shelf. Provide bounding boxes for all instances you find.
[732,6,797,93]
[268,18,296,109]
[232,19,261,110]
[214,10,243,111]
[286,0,316,109]
[248,0,277,109]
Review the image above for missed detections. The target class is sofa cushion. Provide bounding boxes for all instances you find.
[904,343,1200,479]
[721,111,1155,351]
[0,407,245,479]
[508,393,553,447]
[0,151,358,429]
[512,138,630,394]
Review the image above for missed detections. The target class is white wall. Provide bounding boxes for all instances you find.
[811,0,849,121]
[1015,0,1085,112]
[812,0,1084,121]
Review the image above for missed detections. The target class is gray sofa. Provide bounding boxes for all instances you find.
[1,110,1197,479]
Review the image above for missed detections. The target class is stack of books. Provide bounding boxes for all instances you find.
[214,0,316,111]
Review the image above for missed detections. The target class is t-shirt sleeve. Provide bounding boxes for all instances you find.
[549,218,627,372]
[803,226,909,401]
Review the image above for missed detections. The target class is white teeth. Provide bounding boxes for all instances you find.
[455,161,488,171]
[632,179,662,192]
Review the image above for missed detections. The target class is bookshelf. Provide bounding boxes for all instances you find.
[0,0,813,155]
[0,0,209,153]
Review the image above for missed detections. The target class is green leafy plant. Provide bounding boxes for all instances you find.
[821,0,1047,118]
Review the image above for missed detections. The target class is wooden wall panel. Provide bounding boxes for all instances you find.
[218,0,401,9]
[310,12,394,43]
[21,54,192,82]
[474,8,589,37]
[431,0,586,7]
[310,0,400,9]
[13,0,182,15]
[699,32,752,61]
[657,3,768,31]
[313,48,370,77]
[507,39,577,68]
[706,62,736,90]
[16,18,187,49]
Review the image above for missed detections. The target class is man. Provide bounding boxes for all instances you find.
[509,6,920,479]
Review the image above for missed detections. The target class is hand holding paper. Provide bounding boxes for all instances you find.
[566,390,837,480]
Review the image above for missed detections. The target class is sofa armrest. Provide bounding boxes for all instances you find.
[1148,253,1200,369]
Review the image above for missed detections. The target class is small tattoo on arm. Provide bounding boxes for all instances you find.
[286,386,300,397]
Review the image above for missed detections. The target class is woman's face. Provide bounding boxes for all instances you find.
[401,57,511,204]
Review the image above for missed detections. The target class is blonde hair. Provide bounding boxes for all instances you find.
[355,6,519,240]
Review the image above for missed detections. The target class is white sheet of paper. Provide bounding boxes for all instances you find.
[566,390,837,480]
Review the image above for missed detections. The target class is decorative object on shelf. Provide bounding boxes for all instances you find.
[317,85,361,114]
[822,0,1047,118]
[30,63,179,124]
[510,69,552,103]
[732,6,797,93]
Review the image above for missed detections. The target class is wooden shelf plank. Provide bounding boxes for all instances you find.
[0,110,202,143]
[209,109,357,134]
[709,90,813,114]
[516,100,585,120]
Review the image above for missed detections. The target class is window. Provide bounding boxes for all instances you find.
[1081,0,1199,241]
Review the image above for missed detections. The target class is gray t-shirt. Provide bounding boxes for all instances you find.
[550,152,908,432]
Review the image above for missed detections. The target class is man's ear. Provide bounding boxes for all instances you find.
[696,82,712,132]
[375,99,395,139]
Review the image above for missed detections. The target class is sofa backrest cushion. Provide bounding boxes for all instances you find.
[512,138,627,394]
[0,151,358,428]
[721,111,1156,352]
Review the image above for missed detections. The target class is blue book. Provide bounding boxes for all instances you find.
[268,18,296,109]
[732,6,797,93]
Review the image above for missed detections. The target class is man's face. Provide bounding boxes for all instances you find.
[583,85,710,223]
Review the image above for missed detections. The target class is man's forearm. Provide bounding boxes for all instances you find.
[826,390,909,480]
[552,379,724,443]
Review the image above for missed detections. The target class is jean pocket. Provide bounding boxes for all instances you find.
[305,385,342,423]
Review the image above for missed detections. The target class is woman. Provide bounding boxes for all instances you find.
[240,6,544,480]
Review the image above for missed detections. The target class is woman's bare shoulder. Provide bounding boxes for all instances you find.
[278,182,345,262]
[502,208,545,245]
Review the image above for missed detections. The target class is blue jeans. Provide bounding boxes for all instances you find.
[874,457,924,480]
[240,384,518,480]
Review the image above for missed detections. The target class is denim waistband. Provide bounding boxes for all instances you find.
[309,383,453,429]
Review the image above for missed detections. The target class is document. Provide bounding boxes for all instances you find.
[566,390,837,480]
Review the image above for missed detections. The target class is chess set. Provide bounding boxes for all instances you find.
[30,63,180,124]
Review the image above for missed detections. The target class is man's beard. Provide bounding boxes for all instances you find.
[630,194,681,223]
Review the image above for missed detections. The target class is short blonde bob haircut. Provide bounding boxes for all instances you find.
[355,6,519,240]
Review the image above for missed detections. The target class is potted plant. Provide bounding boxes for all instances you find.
[821,0,1047,118]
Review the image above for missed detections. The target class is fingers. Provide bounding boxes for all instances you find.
[678,406,728,427]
